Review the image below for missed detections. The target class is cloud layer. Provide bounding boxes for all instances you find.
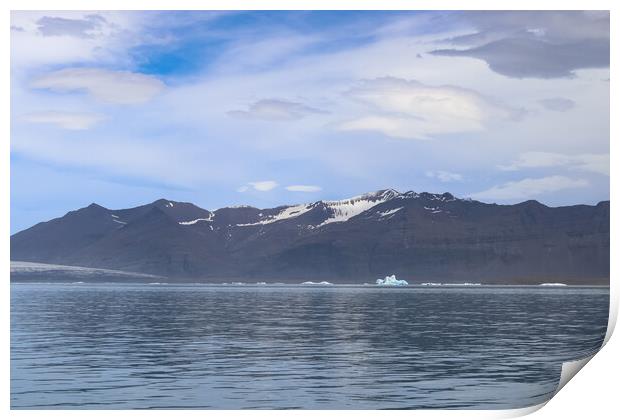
[285,185,322,192]
[538,97,575,112]
[471,176,589,201]
[337,77,520,139]
[238,181,279,192]
[228,99,327,121]
[431,11,610,78]
[21,111,104,130]
[425,170,463,182]
[36,14,107,38]
[31,68,165,104]
[499,152,609,176]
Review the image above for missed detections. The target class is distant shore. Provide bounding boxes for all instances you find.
[10,261,609,287]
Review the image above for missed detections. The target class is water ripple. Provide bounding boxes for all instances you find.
[11,284,608,409]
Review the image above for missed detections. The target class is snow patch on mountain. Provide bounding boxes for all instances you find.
[179,189,464,228]
[237,203,315,226]
[179,212,214,225]
[317,189,399,227]
[377,207,403,219]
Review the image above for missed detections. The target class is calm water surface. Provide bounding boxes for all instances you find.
[11,283,608,409]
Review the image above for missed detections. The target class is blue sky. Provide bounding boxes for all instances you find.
[10,11,610,233]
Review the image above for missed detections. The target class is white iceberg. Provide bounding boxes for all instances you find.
[301,281,333,285]
[539,283,567,287]
[376,275,408,286]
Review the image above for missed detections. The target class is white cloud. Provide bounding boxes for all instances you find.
[31,68,165,105]
[470,176,589,201]
[499,152,609,176]
[238,181,279,192]
[425,170,463,182]
[21,111,104,130]
[228,99,327,121]
[285,185,322,192]
[250,181,278,191]
[36,14,107,39]
[10,11,147,70]
[336,77,521,140]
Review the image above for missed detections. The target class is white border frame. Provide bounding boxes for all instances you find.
[3,2,616,419]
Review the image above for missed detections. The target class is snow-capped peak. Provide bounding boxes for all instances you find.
[174,189,465,229]
[351,188,400,202]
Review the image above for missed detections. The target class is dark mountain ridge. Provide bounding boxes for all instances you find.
[11,190,610,284]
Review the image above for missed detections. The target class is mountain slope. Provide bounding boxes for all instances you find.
[10,190,610,284]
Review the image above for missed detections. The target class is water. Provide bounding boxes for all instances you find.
[11,283,608,409]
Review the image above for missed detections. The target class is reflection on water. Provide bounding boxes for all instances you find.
[11,284,608,409]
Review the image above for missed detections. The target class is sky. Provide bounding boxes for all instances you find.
[10,10,610,233]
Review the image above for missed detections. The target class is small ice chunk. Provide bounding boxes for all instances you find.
[376,275,408,286]
[443,283,482,286]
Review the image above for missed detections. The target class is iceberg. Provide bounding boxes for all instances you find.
[301,281,333,285]
[376,275,408,286]
[539,283,567,287]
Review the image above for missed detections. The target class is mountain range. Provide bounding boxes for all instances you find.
[10,189,610,284]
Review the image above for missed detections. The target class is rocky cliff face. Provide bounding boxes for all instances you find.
[10,190,610,284]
